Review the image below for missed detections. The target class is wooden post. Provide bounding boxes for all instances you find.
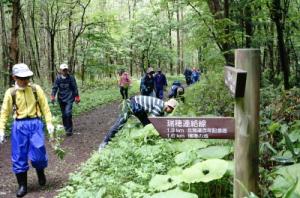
[234,49,260,197]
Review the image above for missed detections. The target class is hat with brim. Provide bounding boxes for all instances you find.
[60,63,69,70]
[165,98,178,109]
[147,67,154,74]
[12,63,33,77]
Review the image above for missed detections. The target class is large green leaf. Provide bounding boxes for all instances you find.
[174,151,198,165]
[149,175,180,191]
[130,124,159,139]
[150,189,198,198]
[171,140,208,152]
[271,163,300,197]
[197,146,232,159]
[181,159,228,183]
[167,167,183,176]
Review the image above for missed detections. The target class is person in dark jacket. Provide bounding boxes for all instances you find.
[99,96,178,151]
[168,80,185,102]
[184,68,192,85]
[140,67,155,96]
[154,68,168,99]
[51,64,80,136]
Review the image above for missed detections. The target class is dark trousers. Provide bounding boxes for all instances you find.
[59,101,73,133]
[120,86,128,99]
[155,88,164,99]
[102,100,150,144]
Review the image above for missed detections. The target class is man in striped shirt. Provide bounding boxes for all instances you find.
[99,96,178,150]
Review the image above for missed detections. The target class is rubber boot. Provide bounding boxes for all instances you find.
[15,172,27,197]
[36,169,46,186]
[65,115,73,136]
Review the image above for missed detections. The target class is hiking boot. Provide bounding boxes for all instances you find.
[15,172,27,197]
[36,169,46,186]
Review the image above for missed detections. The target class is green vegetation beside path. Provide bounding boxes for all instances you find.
[57,69,300,198]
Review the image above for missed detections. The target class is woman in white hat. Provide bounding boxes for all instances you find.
[0,63,54,197]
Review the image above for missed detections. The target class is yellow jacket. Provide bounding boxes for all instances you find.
[0,84,52,130]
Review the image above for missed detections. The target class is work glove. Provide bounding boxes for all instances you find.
[0,129,5,144]
[47,124,55,141]
[75,96,80,104]
[50,95,55,104]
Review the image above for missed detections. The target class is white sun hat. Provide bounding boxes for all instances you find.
[60,64,69,70]
[12,63,33,77]
[165,98,178,109]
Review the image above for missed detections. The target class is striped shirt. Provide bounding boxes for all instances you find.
[133,95,165,117]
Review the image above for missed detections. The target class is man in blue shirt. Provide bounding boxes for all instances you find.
[51,64,80,136]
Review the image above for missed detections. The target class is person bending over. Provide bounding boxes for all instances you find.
[99,96,178,151]
[168,80,185,102]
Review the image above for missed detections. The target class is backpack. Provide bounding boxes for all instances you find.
[10,84,40,116]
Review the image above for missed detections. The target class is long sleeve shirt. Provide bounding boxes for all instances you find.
[119,72,131,87]
[51,74,79,103]
[140,75,155,96]
[154,73,167,89]
[132,95,165,117]
[0,84,52,130]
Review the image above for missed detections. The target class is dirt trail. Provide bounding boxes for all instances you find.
[0,101,119,198]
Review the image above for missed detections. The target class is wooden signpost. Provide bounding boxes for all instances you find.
[150,49,260,198]
[224,66,247,97]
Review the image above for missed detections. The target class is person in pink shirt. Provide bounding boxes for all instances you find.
[119,70,131,99]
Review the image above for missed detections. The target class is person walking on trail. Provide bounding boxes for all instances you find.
[168,80,185,102]
[0,63,54,197]
[140,67,155,96]
[183,68,192,85]
[51,64,80,136]
[99,96,178,150]
[154,68,168,99]
[119,70,131,99]
[191,67,200,84]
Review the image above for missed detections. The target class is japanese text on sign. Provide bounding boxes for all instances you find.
[149,117,235,139]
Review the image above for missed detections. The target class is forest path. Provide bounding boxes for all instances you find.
[0,101,119,198]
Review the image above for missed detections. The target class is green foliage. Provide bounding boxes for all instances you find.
[150,189,198,198]
[173,71,233,117]
[271,163,300,197]
[57,125,233,197]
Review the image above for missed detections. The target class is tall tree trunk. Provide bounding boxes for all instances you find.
[244,3,253,47]
[67,9,73,68]
[50,33,55,83]
[176,0,181,75]
[0,1,9,86]
[166,2,173,75]
[180,5,184,72]
[31,0,41,74]
[9,0,21,85]
[128,0,136,76]
[271,0,290,89]
[206,0,234,65]
[20,11,32,64]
